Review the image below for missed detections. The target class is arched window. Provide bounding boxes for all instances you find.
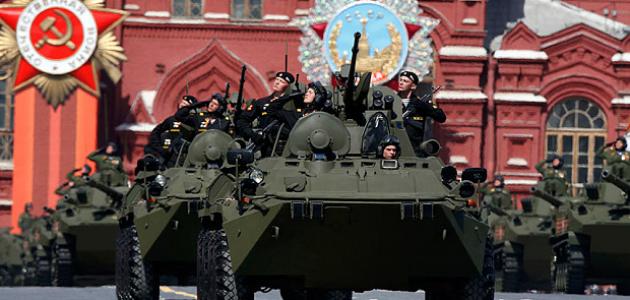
[546,98,606,186]
[231,0,262,19]
[0,69,13,164]
[172,0,202,18]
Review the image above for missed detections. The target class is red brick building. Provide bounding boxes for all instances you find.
[2,0,630,225]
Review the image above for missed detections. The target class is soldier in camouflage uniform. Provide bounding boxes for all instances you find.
[18,203,33,234]
[535,155,569,196]
[596,136,630,179]
[481,175,513,210]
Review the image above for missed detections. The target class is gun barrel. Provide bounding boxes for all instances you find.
[85,177,124,203]
[530,186,564,207]
[236,65,247,114]
[343,32,361,119]
[602,170,630,193]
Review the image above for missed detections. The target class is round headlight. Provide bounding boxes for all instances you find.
[155,174,167,187]
[249,168,264,184]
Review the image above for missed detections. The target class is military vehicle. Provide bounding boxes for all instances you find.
[489,195,554,292]
[192,32,494,300]
[115,130,244,300]
[0,228,29,286]
[50,172,128,286]
[534,158,630,295]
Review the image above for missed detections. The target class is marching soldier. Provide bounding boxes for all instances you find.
[397,70,446,156]
[596,136,630,179]
[18,203,33,233]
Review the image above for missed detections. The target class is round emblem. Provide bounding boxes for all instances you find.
[16,0,97,75]
[323,2,409,85]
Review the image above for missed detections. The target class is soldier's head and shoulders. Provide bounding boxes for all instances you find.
[397,70,419,103]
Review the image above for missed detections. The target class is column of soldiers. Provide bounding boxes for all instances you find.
[140,69,447,168]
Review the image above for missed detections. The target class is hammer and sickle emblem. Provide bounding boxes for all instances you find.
[35,9,76,50]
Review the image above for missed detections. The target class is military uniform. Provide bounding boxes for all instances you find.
[401,93,446,155]
[145,110,196,167]
[87,150,123,172]
[535,159,569,196]
[482,187,513,210]
[596,143,630,179]
[192,111,230,134]
[18,205,33,233]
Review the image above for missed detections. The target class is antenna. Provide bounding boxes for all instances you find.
[284,41,288,73]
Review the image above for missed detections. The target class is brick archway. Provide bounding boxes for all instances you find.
[152,39,270,122]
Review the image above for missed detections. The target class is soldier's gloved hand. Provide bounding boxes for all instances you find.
[174,106,192,120]
[182,95,198,104]
[252,132,265,145]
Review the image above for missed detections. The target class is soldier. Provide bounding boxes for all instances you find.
[87,142,123,172]
[144,95,198,166]
[481,175,513,210]
[193,93,230,134]
[596,136,630,179]
[235,71,296,148]
[378,135,401,160]
[270,81,330,130]
[535,155,569,196]
[18,203,33,233]
[397,71,446,156]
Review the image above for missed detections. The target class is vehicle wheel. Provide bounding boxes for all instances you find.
[35,253,51,286]
[115,225,159,300]
[51,241,73,286]
[495,250,521,292]
[461,234,495,300]
[196,228,239,300]
[553,245,584,294]
[0,266,11,286]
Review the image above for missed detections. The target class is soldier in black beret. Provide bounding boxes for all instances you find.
[192,93,230,134]
[397,70,446,156]
[236,71,303,155]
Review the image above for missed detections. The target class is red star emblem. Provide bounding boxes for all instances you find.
[0,2,126,96]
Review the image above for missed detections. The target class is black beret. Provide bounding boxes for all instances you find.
[399,71,419,84]
[276,71,295,84]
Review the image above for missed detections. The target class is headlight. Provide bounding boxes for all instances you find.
[155,174,167,187]
[249,168,264,184]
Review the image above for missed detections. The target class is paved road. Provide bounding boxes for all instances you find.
[0,287,629,300]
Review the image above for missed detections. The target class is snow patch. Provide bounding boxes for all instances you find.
[494,50,548,60]
[439,46,487,58]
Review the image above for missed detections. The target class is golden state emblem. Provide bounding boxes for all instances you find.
[293,0,438,86]
[0,0,128,108]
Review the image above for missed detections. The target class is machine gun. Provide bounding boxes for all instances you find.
[84,177,124,208]
[343,32,366,126]
[531,186,565,208]
[235,65,247,119]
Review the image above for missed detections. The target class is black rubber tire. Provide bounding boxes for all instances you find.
[115,225,159,300]
[196,228,239,300]
[51,241,73,287]
[495,250,521,292]
[0,266,11,286]
[35,254,51,286]
[428,235,495,300]
[553,245,585,295]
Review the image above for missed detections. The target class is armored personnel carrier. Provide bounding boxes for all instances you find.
[51,172,128,286]
[0,228,29,286]
[115,129,244,300]
[193,32,493,300]
[489,193,554,292]
[534,159,630,295]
